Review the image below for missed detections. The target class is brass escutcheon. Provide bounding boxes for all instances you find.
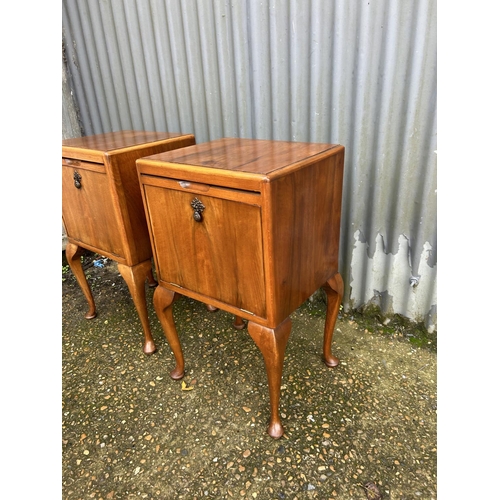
[73,170,82,189]
[191,197,205,222]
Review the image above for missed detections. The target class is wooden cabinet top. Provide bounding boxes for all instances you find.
[62,130,195,162]
[137,138,343,190]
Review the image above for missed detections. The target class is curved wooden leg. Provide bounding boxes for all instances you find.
[322,272,344,367]
[117,261,156,355]
[153,286,185,380]
[65,243,96,320]
[146,263,158,288]
[204,304,243,329]
[233,316,246,330]
[247,318,292,439]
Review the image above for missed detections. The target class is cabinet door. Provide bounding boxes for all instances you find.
[144,185,266,318]
[62,163,125,258]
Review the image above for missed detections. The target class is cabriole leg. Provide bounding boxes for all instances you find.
[117,260,156,355]
[153,285,185,380]
[233,316,246,330]
[146,263,158,288]
[322,272,344,367]
[65,243,96,320]
[247,318,292,439]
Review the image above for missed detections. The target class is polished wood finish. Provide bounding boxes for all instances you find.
[322,272,344,367]
[142,183,266,317]
[153,287,185,380]
[247,319,292,438]
[65,242,96,320]
[137,138,345,437]
[62,130,195,354]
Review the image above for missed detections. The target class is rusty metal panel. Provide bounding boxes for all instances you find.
[62,0,437,330]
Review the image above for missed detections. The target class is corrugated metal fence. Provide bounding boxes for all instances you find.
[62,0,437,331]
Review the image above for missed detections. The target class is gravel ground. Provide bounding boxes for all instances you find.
[62,252,437,500]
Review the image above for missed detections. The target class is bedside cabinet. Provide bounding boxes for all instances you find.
[62,130,195,354]
[137,138,345,438]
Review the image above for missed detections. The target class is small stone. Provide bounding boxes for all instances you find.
[364,482,382,500]
[243,407,251,413]
[243,450,251,458]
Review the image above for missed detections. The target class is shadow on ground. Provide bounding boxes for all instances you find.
[62,252,437,500]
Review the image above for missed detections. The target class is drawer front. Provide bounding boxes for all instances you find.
[144,184,266,318]
[62,164,124,258]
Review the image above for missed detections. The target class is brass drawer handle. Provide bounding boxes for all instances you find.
[191,197,205,222]
[73,170,82,189]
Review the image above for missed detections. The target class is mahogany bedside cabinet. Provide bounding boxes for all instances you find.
[62,130,195,354]
[136,138,345,438]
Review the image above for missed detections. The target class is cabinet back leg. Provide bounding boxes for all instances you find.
[146,264,158,288]
[322,272,344,367]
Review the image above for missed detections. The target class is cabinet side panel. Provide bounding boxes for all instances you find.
[269,151,344,324]
[106,137,196,264]
[142,185,266,318]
